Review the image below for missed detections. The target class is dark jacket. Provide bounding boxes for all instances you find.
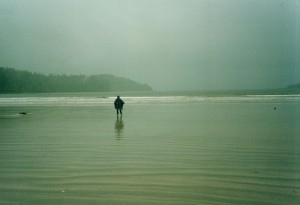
[114,98,124,109]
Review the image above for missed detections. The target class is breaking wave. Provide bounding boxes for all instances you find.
[0,94,299,106]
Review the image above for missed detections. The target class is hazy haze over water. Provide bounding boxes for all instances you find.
[0,0,299,90]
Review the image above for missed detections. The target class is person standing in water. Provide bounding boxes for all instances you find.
[114,96,124,115]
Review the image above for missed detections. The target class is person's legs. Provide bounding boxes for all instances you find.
[117,109,119,115]
[120,109,122,115]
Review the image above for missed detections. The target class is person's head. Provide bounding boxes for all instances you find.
[117,96,120,99]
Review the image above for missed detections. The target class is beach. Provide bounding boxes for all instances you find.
[0,92,299,204]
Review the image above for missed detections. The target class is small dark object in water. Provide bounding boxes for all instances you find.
[19,112,27,115]
[273,107,277,110]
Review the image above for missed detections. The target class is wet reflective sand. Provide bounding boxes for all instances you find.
[0,97,299,204]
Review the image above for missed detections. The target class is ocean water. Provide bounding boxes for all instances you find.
[0,92,300,205]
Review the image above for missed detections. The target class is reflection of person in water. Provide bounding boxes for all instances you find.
[114,96,124,115]
[115,116,124,138]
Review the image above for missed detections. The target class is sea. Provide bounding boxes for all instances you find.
[0,90,299,205]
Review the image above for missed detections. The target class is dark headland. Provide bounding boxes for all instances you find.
[0,67,152,93]
[286,83,300,90]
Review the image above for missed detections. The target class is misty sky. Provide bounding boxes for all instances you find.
[0,0,299,90]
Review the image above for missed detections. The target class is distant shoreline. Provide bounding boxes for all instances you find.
[0,88,299,98]
[0,67,152,93]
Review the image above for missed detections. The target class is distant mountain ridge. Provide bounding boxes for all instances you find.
[0,67,152,93]
[286,83,300,90]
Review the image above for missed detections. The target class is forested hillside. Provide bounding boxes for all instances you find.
[0,67,152,93]
[286,83,300,90]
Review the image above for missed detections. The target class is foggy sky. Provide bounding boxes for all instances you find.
[0,0,299,90]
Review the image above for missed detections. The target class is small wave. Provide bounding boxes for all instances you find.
[0,94,299,106]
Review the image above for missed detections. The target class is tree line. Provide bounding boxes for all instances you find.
[0,67,152,93]
[286,83,300,90]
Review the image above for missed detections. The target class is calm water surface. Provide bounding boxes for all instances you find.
[0,93,300,204]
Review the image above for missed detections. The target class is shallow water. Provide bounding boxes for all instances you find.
[0,93,300,204]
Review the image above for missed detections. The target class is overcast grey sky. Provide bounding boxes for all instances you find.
[0,0,299,90]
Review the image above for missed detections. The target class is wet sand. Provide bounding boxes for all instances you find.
[0,100,299,204]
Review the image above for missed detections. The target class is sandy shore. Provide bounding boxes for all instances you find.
[0,98,299,204]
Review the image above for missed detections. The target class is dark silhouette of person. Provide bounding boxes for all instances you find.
[114,96,124,115]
